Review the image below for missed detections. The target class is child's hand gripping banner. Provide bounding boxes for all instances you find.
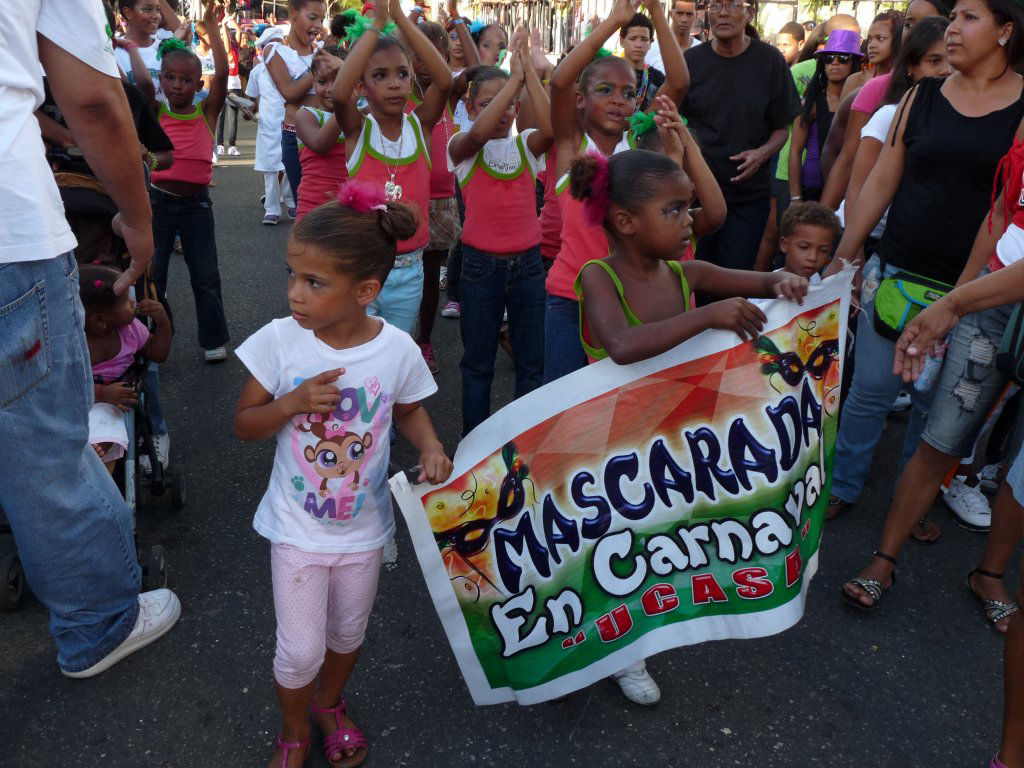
[391,270,854,705]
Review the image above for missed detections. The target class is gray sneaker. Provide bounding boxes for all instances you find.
[204,346,228,363]
[62,589,181,678]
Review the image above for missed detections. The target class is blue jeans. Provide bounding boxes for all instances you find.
[543,294,587,384]
[921,278,1016,457]
[0,254,140,673]
[831,256,935,503]
[368,259,424,335]
[151,186,230,350]
[460,245,546,434]
[281,128,301,211]
[696,196,772,271]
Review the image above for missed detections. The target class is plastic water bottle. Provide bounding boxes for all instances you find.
[914,337,949,392]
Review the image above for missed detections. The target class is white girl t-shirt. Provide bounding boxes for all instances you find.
[114,29,173,101]
[236,317,437,553]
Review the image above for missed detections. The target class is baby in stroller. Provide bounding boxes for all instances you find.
[80,264,171,471]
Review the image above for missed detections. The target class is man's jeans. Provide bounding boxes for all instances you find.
[151,186,230,350]
[0,253,140,673]
[459,245,545,434]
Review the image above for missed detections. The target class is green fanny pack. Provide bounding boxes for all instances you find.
[872,266,952,342]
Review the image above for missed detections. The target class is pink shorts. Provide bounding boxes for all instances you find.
[271,543,383,689]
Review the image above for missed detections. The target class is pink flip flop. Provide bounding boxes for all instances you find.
[311,698,368,767]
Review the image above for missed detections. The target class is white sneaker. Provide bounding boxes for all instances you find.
[944,476,992,531]
[155,432,170,469]
[441,300,461,318]
[62,589,181,678]
[227,146,240,156]
[204,346,228,363]
[611,660,661,705]
[891,391,912,413]
[979,463,1002,495]
[216,144,225,156]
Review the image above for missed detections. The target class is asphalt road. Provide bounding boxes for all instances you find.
[0,122,1016,768]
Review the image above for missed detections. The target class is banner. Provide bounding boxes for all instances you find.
[391,271,853,705]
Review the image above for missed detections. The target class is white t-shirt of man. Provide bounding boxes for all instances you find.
[236,317,437,553]
[114,28,173,102]
[1,0,118,263]
[837,103,896,241]
[646,36,700,73]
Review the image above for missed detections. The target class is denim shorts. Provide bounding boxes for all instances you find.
[921,269,1018,456]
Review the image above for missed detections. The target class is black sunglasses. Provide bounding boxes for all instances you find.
[819,53,856,64]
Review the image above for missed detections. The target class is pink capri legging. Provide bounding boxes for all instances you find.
[271,543,383,689]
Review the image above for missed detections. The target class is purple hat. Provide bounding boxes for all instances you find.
[816,29,863,58]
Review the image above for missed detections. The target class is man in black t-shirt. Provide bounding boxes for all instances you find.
[680,0,800,271]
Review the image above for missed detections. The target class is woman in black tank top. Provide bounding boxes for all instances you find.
[822,0,1024,615]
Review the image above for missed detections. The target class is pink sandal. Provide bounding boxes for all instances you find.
[273,733,310,768]
[310,698,368,767]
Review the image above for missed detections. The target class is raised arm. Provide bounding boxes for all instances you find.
[392,0,452,128]
[521,39,553,156]
[450,0,480,68]
[448,61,524,165]
[201,1,229,128]
[551,0,639,157]
[332,9,390,137]
[38,34,152,294]
[159,0,183,36]
[647,0,687,102]
[655,99,724,237]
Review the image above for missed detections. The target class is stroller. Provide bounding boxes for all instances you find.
[0,167,186,611]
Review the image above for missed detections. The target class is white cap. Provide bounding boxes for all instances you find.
[256,26,285,48]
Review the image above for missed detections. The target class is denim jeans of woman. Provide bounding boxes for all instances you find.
[460,245,546,435]
[0,254,140,673]
[831,256,936,503]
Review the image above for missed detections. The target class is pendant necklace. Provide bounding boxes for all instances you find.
[381,121,405,201]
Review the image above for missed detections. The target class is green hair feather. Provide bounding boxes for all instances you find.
[594,48,614,60]
[345,14,397,46]
[157,37,191,60]
[629,111,656,140]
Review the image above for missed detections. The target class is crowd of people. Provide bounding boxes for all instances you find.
[4,0,1024,766]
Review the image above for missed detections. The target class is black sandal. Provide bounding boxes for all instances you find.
[841,551,897,611]
[966,568,1019,631]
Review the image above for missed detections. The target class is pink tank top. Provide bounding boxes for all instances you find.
[405,95,457,199]
[348,113,431,253]
[545,133,636,300]
[152,102,214,187]
[296,107,347,222]
[460,134,541,254]
[539,149,561,261]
